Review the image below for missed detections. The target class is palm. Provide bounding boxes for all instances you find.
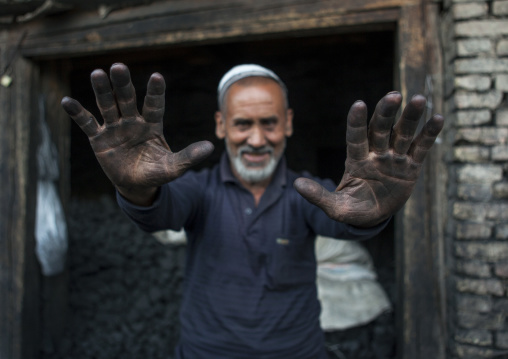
[62,63,213,201]
[90,119,176,188]
[294,93,444,227]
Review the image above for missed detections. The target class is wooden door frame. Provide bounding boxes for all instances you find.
[0,1,446,358]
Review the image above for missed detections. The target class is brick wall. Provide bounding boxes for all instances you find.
[442,0,508,357]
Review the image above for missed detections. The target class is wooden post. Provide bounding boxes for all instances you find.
[395,1,446,358]
[0,29,40,359]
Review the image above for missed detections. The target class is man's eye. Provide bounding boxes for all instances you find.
[235,121,251,129]
[262,119,277,128]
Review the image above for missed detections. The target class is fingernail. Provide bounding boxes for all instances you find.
[410,94,427,103]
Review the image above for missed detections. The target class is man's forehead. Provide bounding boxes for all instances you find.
[225,81,285,111]
[230,76,281,89]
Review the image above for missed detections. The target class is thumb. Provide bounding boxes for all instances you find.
[172,140,214,174]
[293,177,337,218]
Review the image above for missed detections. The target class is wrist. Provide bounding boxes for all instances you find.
[116,186,159,206]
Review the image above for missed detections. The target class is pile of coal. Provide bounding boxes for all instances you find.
[44,196,185,359]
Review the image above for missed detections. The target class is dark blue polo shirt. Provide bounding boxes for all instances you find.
[118,153,388,359]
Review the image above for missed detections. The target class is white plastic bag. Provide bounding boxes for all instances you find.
[34,96,68,276]
[35,181,68,275]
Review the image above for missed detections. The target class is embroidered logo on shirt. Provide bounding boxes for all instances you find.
[276,238,290,245]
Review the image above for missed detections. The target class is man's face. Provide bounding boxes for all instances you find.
[215,78,293,184]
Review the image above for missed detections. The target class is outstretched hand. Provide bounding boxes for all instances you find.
[61,63,214,205]
[294,92,444,227]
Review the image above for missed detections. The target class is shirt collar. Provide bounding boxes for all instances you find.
[219,152,287,188]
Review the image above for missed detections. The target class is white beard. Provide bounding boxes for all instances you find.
[226,139,284,183]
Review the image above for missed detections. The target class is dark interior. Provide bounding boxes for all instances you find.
[70,31,395,194]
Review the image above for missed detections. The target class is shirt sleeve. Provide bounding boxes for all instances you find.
[116,170,206,233]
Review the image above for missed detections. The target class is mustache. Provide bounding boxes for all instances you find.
[238,145,274,156]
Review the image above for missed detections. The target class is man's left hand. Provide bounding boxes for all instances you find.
[294,92,444,227]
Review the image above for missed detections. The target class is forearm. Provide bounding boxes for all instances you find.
[117,171,204,233]
[116,185,180,232]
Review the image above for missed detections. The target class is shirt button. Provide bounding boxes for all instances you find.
[245,207,253,215]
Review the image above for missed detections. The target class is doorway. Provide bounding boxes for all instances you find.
[58,30,396,359]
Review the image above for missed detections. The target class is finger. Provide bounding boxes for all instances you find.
[109,63,139,118]
[408,114,444,163]
[169,141,215,176]
[390,94,426,155]
[61,96,100,137]
[368,92,402,153]
[346,100,369,161]
[142,73,166,123]
[90,69,120,125]
[293,177,336,217]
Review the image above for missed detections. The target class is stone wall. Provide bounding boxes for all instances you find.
[442,0,508,357]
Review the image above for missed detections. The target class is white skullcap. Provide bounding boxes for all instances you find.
[217,64,287,107]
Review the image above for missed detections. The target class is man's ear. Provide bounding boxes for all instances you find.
[215,111,226,139]
[285,108,294,137]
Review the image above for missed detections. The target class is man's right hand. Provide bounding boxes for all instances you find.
[61,63,214,206]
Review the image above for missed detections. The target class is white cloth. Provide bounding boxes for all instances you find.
[315,236,392,331]
[152,228,187,245]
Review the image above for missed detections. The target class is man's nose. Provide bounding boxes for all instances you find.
[247,126,266,148]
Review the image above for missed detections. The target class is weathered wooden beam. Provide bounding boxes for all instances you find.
[0,29,40,359]
[395,1,446,358]
[423,0,448,356]
[23,0,405,35]
[20,0,401,58]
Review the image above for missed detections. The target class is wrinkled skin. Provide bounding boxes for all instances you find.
[61,63,214,205]
[62,63,444,225]
[294,93,444,227]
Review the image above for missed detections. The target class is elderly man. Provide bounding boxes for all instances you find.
[61,63,443,358]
